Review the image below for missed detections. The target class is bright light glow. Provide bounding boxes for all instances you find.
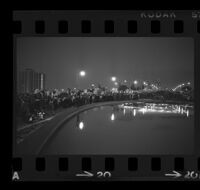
[187,110,189,117]
[187,82,191,85]
[123,109,126,115]
[91,84,95,87]
[143,81,147,85]
[111,76,116,82]
[120,103,192,116]
[133,109,136,116]
[79,121,84,130]
[142,108,145,114]
[178,106,181,113]
[134,80,138,85]
[114,82,118,86]
[124,80,127,83]
[80,70,86,77]
[181,108,184,114]
[111,113,115,121]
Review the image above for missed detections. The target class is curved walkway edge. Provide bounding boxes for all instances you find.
[15,99,192,155]
[36,100,132,154]
[36,99,192,155]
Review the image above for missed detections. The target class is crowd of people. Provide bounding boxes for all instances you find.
[16,87,193,124]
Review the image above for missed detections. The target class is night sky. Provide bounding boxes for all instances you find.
[17,37,194,90]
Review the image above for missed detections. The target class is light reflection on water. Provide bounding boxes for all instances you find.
[76,114,85,130]
[111,113,115,121]
[120,103,191,115]
[44,101,194,154]
[76,102,193,130]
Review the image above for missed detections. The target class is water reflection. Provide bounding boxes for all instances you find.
[47,102,194,155]
[75,102,192,130]
[181,108,184,114]
[123,108,126,115]
[133,109,136,116]
[79,121,84,130]
[111,113,115,121]
[118,102,192,117]
[187,110,189,117]
[76,115,85,130]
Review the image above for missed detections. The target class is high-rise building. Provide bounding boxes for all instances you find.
[34,72,39,90]
[18,69,46,94]
[38,72,45,90]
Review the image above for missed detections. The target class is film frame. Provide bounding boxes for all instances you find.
[12,10,200,181]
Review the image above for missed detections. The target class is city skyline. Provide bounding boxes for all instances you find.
[17,37,194,90]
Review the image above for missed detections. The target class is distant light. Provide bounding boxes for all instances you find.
[124,80,127,83]
[134,80,138,85]
[182,83,184,86]
[114,82,118,86]
[91,84,95,87]
[143,81,147,85]
[111,113,115,121]
[80,70,86,77]
[111,76,116,82]
[187,82,191,85]
[79,121,84,130]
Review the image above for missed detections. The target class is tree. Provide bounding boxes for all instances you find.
[141,84,145,90]
[181,85,192,92]
[130,84,137,90]
[118,84,128,92]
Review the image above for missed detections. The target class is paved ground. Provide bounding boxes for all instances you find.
[15,106,77,154]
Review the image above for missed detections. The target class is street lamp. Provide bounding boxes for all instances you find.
[134,80,138,85]
[111,76,116,82]
[80,70,86,77]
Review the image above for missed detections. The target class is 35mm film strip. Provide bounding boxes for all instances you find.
[12,10,200,181]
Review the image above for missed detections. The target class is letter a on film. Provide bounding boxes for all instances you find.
[12,172,20,180]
